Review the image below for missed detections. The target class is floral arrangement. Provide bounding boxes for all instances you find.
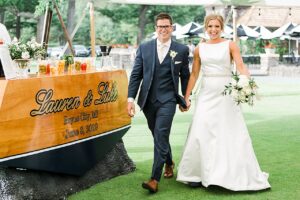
[8,37,46,60]
[222,72,259,106]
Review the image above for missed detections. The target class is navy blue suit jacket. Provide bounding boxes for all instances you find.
[128,39,190,110]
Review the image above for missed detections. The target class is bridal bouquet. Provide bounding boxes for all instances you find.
[222,72,259,106]
[8,37,46,60]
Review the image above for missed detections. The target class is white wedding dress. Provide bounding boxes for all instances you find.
[176,40,270,191]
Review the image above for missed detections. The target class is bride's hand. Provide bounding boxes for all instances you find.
[185,98,191,108]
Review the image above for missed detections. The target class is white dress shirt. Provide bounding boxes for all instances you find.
[157,39,171,64]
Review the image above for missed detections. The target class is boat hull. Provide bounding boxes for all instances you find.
[0,70,131,175]
[1,126,130,176]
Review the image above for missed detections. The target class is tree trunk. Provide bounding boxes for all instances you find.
[0,8,5,23]
[137,5,148,45]
[67,0,75,37]
[16,14,21,39]
[36,15,45,43]
[66,0,75,54]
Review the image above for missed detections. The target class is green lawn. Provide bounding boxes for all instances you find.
[69,76,300,200]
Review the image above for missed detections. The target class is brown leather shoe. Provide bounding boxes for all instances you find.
[164,161,175,178]
[142,179,158,193]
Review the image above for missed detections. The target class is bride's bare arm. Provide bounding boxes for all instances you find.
[184,45,201,102]
[229,41,250,77]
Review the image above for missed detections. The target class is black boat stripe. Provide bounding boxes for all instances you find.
[0,124,131,162]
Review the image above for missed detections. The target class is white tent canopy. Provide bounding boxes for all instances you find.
[288,25,300,37]
[190,24,233,39]
[151,23,185,39]
[272,22,297,38]
[172,23,183,38]
[254,26,273,39]
[237,24,260,38]
[179,22,201,36]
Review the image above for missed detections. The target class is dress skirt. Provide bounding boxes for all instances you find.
[176,76,270,191]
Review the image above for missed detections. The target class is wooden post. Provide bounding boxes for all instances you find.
[232,5,237,42]
[52,0,75,56]
[89,2,96,57]
[41,6,53,52]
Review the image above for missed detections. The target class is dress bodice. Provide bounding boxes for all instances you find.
[199,40,232,76]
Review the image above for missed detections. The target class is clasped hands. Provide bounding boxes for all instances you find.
[179,98,191,112]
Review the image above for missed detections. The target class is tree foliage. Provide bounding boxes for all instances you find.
[0,0,39,40]
[97,4,205,44]
[0,1,206,46]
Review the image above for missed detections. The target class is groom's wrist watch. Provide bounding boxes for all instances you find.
[128,97,135,103]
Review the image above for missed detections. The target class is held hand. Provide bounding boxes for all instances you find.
[185,97,191,111]
[127,102,135,117]
[179,100,191,112]
[179,105,185,112]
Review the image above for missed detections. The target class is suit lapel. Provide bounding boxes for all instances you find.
[151,39,156,75]
[169,40,179,94]
[169,40,177,75]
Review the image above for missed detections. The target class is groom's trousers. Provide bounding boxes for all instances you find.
[143,99,176,182]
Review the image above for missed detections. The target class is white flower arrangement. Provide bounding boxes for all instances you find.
[169,50,177,60]
[8,37,46,60]
[222,72,259,106]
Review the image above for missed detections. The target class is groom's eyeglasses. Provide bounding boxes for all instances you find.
[156,25,172,30]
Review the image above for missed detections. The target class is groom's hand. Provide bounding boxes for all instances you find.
[127,102,135,117]
[179,105,185,112]
[179,104,190,112]
[180,100,191,112]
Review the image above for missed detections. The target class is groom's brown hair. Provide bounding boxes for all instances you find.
[155,13,173,25]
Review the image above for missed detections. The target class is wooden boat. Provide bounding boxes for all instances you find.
[0,70,131,175]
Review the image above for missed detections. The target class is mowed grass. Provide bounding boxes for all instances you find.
[69,76,300,200]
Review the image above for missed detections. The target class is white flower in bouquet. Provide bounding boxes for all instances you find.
[29,43,36,49]
[238,75,249,88]
[238,93,247,102]
[231,89,239,99]
[231,77,238,86]
[243,85,253,96]
[21,51,30,59]
[222,72,259,106]
[12,37,18,43]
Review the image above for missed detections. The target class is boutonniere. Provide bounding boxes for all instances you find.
[169,50,178,60]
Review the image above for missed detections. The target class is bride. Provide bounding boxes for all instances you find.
[176,14,271,191]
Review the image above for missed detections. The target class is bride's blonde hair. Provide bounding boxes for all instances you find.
[204,14,224,31]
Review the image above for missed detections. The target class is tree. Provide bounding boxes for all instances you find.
[97,4,205,45]
[137,5,149,44]
[0,0,39,40]
[66,0,75,35]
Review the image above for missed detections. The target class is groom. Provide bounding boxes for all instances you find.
[127,13,190,193]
